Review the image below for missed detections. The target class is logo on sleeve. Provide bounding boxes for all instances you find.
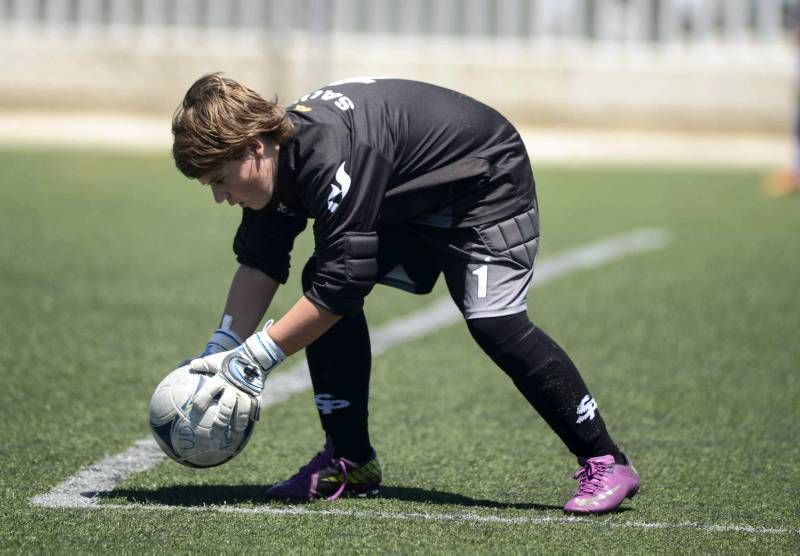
[327,162,351,213]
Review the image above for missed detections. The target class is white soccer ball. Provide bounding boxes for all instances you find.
[148,366,257,468]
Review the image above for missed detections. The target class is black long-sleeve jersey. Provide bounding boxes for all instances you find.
[233,78,536,315]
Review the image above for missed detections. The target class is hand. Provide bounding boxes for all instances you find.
[174,328,244,369]
[201,328,244,357]
[189,368,261,432]
[189,321,285,397]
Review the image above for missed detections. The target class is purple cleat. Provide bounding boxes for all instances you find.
[563,454,640,514]
[266,439,382,501]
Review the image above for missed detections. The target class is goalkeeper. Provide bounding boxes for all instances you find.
[173,74,640,514]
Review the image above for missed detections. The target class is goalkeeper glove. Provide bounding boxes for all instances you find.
[189,321,285,397]
[175,327,243,369]
[201,328,243,356]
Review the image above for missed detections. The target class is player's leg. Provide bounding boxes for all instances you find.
[435,207,639,513]
[265,256,380,500]
[303,261,374,464]
[265,234,440,501]
[763,54,800,196]
[301,227,440,460]
[466,313,622,459]
[305,314,375,457]
[466,312,640,515]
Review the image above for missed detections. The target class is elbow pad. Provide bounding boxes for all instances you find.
[306,231,379,316]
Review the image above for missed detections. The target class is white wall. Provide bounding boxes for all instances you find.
[0,0,794,133]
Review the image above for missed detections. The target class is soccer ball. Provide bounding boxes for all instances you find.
[148,366,257,468]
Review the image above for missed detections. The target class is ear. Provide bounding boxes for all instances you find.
[247,137,266,157]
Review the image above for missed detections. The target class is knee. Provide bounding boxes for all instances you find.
[466,312,538,355]
[467,313,561,381]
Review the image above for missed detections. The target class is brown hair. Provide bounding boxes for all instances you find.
[171,73,294,178]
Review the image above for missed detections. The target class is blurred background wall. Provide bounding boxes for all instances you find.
[0,0,794,134]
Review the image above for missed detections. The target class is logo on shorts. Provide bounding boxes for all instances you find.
[327,162,351,213]
[576,395,598,424]
[315,393,351,415]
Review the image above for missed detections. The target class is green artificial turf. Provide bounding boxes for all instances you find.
[0,149,797,552]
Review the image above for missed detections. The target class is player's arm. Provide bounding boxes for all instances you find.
[268,295,340,356]
[189,203,306,361]
[191,138,390,396]
[265,140,392,354]
[220,264,280,340]
[178,264,278,364]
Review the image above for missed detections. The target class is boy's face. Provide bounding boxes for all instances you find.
[200,138,279,210]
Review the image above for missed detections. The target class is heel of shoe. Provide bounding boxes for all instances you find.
[355,487,380,498]
[349,484,381,498]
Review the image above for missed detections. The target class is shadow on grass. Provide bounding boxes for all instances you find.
[95,484,563,511]
[94,484,271,506]
[377,486,562,511]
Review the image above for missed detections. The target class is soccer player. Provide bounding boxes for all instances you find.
[173,74,640,514]
[764,0,800,197]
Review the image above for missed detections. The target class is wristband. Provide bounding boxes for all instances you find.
[241,321,286,374]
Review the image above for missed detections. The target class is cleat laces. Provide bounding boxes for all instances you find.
[280,448,350,501]
[574,459,612,496]
[326,459,349,501]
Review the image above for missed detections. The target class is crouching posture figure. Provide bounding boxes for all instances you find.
[173,74,640,514]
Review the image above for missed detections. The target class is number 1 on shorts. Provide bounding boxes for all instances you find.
[472,264,488,298]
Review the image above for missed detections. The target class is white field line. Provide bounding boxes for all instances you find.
[75,504,800,536]
[32,228,670,510]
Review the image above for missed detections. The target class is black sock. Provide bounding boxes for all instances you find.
[467,312,622,461]
[305,309,374,462]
